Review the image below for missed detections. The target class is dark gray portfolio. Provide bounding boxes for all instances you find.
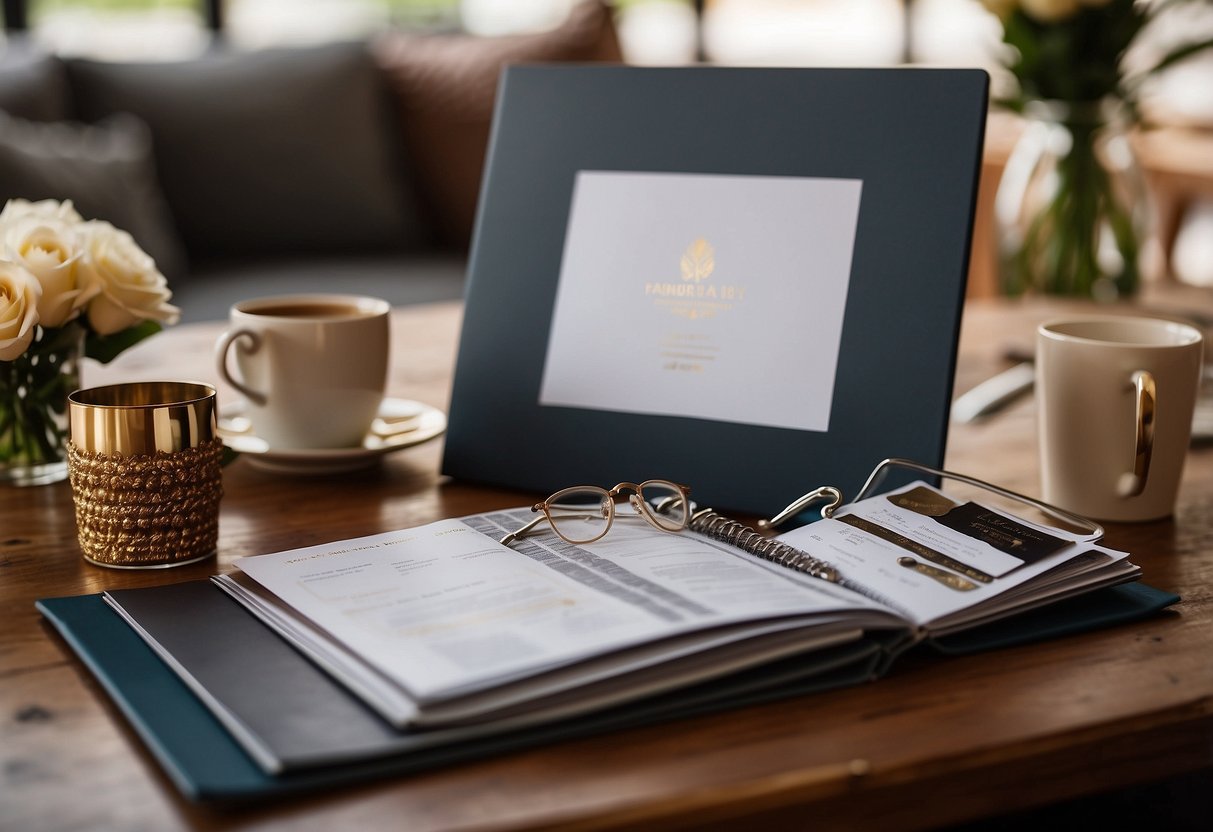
[444,66,989,514]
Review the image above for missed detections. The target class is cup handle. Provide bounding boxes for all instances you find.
[1117,370,1155,498]
[214,328,267,406]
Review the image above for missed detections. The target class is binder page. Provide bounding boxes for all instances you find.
[214,571,862,730]
[776,482,1135,628]
[234,516,891,703]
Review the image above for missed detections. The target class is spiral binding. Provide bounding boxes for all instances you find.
[686,507,839,583]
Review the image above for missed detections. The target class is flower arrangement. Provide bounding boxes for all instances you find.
[0,198,179,484]
[982,0,1213,298]
[983,0,1213,116]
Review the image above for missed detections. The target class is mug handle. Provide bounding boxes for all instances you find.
[1117,370,1155,498]
[214,328,268,406]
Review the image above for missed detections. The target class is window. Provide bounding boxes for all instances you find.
[28,0,208,59]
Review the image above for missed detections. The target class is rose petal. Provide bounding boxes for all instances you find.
[86,292,140,336]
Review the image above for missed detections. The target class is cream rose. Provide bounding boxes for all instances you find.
[1,214,92,329]
[0,198,84,228]
[0,261,41,361]
[79,221,180,336]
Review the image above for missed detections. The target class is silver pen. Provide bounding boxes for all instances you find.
[950,362,1036,424]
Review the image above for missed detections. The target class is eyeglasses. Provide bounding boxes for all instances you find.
[499,480,692,547]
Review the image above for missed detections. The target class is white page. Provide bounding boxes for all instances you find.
[234,517,884,702]
[776,482,1126,628]
[539,170,862,431]
[465,507,884,618]
[214,572,869,729]
[925,548,1138,635]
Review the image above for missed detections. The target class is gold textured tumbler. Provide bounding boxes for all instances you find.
[68,382,222,568]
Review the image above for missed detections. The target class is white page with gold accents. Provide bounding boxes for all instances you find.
[539,170,862,432]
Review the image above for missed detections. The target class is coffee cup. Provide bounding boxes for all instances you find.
[214,294,390,449]
[1037,316,1204,522]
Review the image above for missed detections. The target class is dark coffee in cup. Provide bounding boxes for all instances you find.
[215,294,391,449]
[245,303,372,319]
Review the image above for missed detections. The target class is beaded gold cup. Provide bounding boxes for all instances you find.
[67,381,223,569]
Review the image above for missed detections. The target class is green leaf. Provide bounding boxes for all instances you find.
[992,95,1026,113]
[33,323,84,355]
[85,320,163,364]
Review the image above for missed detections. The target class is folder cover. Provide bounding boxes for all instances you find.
[444,66,990,514]
[37,580,1176,801]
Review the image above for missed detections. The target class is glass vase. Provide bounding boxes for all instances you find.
[0,323,84,486]
[995,100,1152,301]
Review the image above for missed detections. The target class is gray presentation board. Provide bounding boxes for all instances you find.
[443,66,989,515]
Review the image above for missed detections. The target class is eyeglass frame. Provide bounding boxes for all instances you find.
[498,480,692,547]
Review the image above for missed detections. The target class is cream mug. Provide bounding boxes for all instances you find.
[214,294,390,449]
[1037,316,1203,522]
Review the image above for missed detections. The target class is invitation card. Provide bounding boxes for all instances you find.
[539,171,863,432]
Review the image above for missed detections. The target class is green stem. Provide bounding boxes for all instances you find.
[1052,119,1099,295]
[1,324,82,471]
[1003,106,1142,299]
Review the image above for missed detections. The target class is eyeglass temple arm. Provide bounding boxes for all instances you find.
[499,512,549,546]
[759,457,1104,540]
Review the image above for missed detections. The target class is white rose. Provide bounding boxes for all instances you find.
[2,214,93,329]
[0,261,41,361]
[0,198,84,229]
[79,221,180,336]
[1020,0,1081,23]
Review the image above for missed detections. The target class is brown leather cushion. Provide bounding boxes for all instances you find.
[374,1,623,250]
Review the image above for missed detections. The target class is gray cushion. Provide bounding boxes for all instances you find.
[0,46,70,122]
[173,253,466,322]
[0,111,188,280]
[66,42,426,262]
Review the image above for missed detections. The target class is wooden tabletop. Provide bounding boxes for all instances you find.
[3,289,1212,831]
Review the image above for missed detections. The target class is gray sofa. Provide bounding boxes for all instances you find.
[0,1,622,322]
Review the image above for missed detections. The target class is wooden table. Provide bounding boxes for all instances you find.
[3,291,1212,831]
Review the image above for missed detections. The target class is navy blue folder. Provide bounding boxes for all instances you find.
[37,580,1177,802]
[444,66,990,514]
[36,585,888,801]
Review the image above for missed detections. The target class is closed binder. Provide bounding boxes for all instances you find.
[444,65,990,514]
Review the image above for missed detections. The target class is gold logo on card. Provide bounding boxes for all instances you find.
[679,238,715,283]
[644,237,746,321]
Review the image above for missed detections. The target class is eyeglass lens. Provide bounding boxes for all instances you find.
[638,481,688,531]
[543,481,689,544]
[545,487,613,543]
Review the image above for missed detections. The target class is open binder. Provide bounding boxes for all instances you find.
[39,459,1177,801]
[670,458,1103,586]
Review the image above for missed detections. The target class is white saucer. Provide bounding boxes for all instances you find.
[217,398,446,475]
